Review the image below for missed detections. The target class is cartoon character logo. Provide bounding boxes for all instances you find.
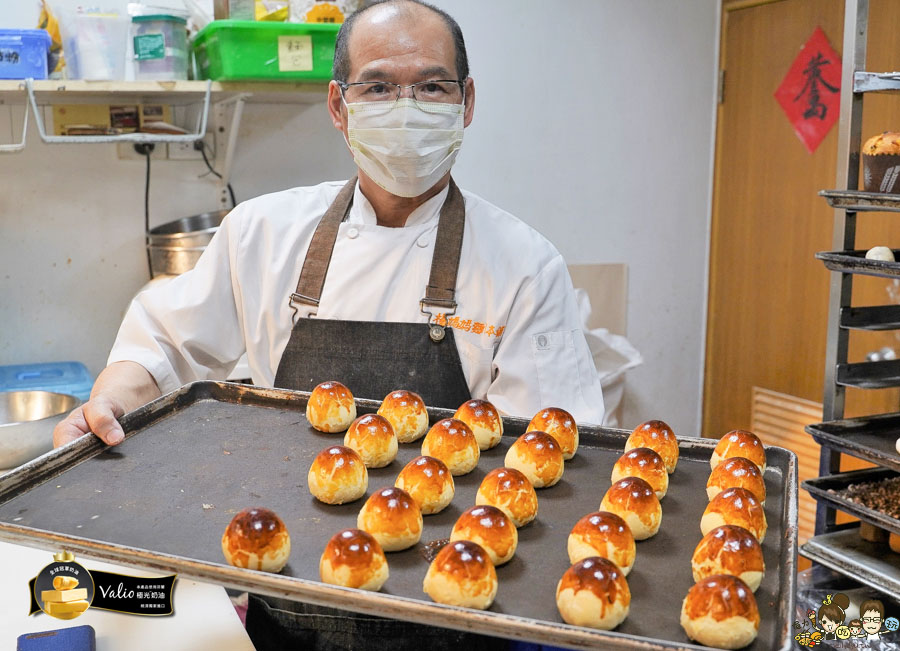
[793,594,899,648]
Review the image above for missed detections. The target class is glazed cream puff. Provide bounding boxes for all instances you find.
[691,525,765,592]
[343,413,398,468]
[600,477,662,540]
[319,528,388,591]
[504,431,565,488]
[567,511,636,575]
[711,430,766,473]
[377,390,429,443]
[527,407,579,459]
[357,486,423,552]
[680,575,760,649]
[454,399,504,450]
[307,445,368,505]
[701,487,767,543]
[449,504,518,566]
[421,418,480,476]
[306,381,356,433]
[475,467,539,527]
[221,507,291,573]
[394,455,455,515]
[625,420,678,473]
[423,540,498,610]
[611,447,669,499]
[556,556,630,630]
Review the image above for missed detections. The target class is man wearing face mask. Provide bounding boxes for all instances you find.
[54,0,604,647]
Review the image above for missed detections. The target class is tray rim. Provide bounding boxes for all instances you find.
[805,415,900,473]
[802,467,900,535]
[0,381,799,651]
[816,249,900,280]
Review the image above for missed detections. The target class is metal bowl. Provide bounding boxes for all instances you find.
[146,209,230,277]
[0,391,81,469]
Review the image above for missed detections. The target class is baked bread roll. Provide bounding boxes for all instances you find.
[308,445,368,505]
[423,540,498,610]
[556,556,630,630]
[691,525,765,592]
[600,477,662,540]
[377,390,428,443]
[421,418,480,476]
[343,413,398,468]
[711,430,766,473]
[475,467,539,527]
[680,575,760,649]
[319,528,388,591]
[221,507,291,572]
[307,381,356,433]
[611,447,669,499]
[357,486,423,552]
[454,399,504,450]
[891,531,900,553]
[863,132,900,155]
[567,511,636,575]
[450,505,518,566]
[504,431,565,488]
[395,455,455,515]
[527,407,578,459]
[701,487,767,543]
[707,457,766,505]
[625,420,678,473]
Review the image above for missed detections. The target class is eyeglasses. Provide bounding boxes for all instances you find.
[338,80,464,104]
[863,617,882,623]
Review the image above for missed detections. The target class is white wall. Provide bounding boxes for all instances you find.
[0,1,718,435]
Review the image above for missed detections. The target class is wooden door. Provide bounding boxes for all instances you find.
[704,0,900,438]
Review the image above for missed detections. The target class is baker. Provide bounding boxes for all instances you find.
[54,0,604,648]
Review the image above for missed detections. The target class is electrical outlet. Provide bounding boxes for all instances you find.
[168,134,216,161]
[117,141,166,161]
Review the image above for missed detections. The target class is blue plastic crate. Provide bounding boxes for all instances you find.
[0,29,51,80]
[0,362,94,402]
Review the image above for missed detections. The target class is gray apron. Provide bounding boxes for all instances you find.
[246,177,508,650]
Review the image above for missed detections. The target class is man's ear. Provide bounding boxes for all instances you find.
[463,77,475,128]
[327,81,345,132]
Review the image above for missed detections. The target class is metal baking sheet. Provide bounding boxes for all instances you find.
[802,467,900,535]
[801,527,900,602]
[0,382,798,650]
[806,413,900,473]
[819,189,900,212]
[816,250,900,280]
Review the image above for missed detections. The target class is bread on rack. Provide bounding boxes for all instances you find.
[710,430,766,473]
[307,381,356,433]
[307,445,368,505]
[707,457,766,505]
[625,420,678,473]
[475,467,539,527]
[221,507,291,573]
[319,528,389,591]
[423,540,498,610]
[567,511,636,575]
[395,455,455,515]
[611,447,669,499]
[691,524,765,592]
[556,556,630,630]
[343,413,398,468]
[421,418,480,476]
[527,407,579,459]
[450,504,518,566]
[454,399,504,450]
[680,574,760,649]
[600,477,662,540]
[504,431,565,488]
[701,487,767,543]
[377,390,429,443]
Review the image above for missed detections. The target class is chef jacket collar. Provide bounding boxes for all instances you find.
[348,180,449,228]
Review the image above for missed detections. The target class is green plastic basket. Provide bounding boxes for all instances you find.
[192,20,340,81]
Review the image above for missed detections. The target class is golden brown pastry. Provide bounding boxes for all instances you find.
[863,132,900,155]
[567,511,636,575]
[891,531,900,553]
[556,556,630,630]
[711,430,766,473]
[625,420,678,473]
[343,413,398,468]
[357,486,423,552]
[307,381,356,433]
[454,399,504,450]
[707,457,766,505]
[449,504,518,566]
[701,487,767,543]
[420,418,480,476]
[600,477,662,540]
[475,467,539,527]
[691,525,765,592]
[377,390,429,443]
[221,507,291,572]
[527,407,578,459]
[680,575,760,649]
[423,540,498,610]
[504,431,565,488]
[307,445,368,505]
[611,447,669,499]
[394,455,455,515]
[319,528,388,591]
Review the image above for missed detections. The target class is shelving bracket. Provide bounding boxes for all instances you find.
[212,93,250,209]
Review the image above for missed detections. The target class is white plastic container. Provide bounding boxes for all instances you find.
[132,14,188,81]
[59,10,129,80]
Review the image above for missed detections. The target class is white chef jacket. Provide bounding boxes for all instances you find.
[109,180,605,424]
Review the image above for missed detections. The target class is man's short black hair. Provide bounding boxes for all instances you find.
[332,0,469,82]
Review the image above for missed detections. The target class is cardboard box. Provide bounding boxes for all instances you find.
[52,104,173,136]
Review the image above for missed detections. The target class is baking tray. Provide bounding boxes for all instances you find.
[0,382,798,650]
[806,413,900,473]
[802,467,900,535]
[819,189,900,212]
[835,359,900,390]
[801,527,900,602]
[816,249,900,279]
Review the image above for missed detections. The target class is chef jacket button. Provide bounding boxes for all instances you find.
[347,227,359,239]
[416,235,429,248]
[538,335,548,347]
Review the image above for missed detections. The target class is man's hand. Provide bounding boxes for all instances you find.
[53,395,127,447]
[52,361,161,449]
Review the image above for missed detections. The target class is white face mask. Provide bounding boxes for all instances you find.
[344,98,464,198]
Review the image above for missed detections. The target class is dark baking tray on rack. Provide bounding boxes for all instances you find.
[802,467,900,535]
[805,413,900,473]
[816,249,900,279]
[801,527,900,602]
[819,189,900,212]
[0,382,798,650]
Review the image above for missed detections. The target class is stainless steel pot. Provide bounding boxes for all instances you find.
[146,209,229,277]
[0,391,82,469]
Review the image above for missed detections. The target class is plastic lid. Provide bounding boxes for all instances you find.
[133,14,188,24]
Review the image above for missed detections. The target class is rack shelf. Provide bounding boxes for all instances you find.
[800,527,900,601]
[806,413,900,473]
[816,250,900,279]
[836,359,900,389]
[854,71,900,93]
[841,305,900,330]
[803,467,900,535]
[819,189,900,212]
